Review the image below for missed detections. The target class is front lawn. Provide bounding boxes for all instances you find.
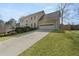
[19,30,79,56]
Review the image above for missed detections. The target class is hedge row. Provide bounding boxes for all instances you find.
[15,26,37,33]
[0,26,37,37]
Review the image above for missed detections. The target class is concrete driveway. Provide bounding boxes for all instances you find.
[0,29,52,56]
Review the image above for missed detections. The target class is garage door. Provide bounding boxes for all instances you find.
[39,25,56,31]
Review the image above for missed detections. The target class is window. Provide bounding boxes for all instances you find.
[26,20,28,22]
[31,23,32,27]
[34,23,36,28]
[26,24,27,26]
[31,17,32,20]
[34,16,36,19]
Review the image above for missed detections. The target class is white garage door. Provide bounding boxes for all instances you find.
[39,25,56,31]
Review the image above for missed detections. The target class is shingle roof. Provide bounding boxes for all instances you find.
[19,10,45,20]
[44,10,60,20]
[39,10,60,24]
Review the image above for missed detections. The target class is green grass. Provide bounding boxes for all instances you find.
[0,30,36,41]
[19,30,79,56]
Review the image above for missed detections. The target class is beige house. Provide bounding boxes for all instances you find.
[19,11,45,28]
[19,10,60,30]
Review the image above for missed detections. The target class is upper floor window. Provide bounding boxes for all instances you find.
[31,17,32,20]
[26,20,28,22]
[31,23,32,27]
[26,24,27,26]
[34,16,36,19]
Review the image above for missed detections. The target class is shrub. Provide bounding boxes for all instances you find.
[24,26,31,31]
[15,26,31,33]
[15,27,23,33]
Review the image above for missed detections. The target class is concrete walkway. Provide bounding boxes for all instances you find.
[0,29,52,56]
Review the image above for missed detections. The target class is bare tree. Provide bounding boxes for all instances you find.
[5,18,16,29]
[74,4,79,22]
[0,20,5,34]
[56,3,71,30]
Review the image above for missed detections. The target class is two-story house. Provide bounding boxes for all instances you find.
[19,10,60,30]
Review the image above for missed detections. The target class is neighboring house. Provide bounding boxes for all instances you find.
[64,24,79,30]
[5,23,14,34]
[19,10,60,30]
[0,20,5,34]
[63,24,71,30]
[0,18,16,34]
[71,25,79,30]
